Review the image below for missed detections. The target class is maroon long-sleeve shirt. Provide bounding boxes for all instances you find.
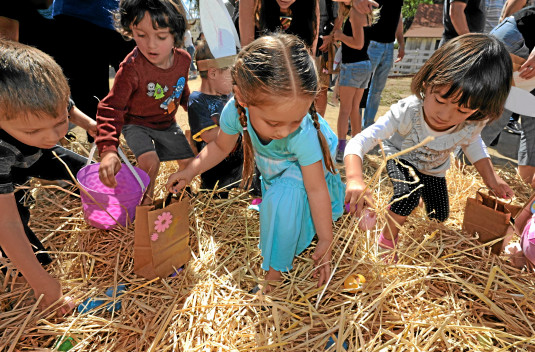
[96,47,191,154]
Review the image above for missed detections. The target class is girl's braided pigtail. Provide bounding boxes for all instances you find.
[236,100,255,189]
[310,104,336,174]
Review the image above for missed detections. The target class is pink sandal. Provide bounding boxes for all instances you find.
[378,231,399,264]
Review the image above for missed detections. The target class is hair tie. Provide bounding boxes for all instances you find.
[243,126,248,131]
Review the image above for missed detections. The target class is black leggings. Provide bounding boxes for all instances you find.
[386,159,449,222]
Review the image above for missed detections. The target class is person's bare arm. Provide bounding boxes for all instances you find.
[450,1,470,35]
[395,14,405,62]
[0,193,72,315]
[68,106,97,138]
[500,0,527,21]
[239,0,256,47]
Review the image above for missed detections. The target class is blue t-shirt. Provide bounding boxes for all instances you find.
[188,92,243,190]
[219,98,337,187]
[52,0,118,30]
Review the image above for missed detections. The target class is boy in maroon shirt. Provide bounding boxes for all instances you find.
[96,0,194,204]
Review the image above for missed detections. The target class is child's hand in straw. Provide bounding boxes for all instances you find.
[312,239,332,287]
[166,169,194,193]
[33,278,75,316]
[99,151,121,188]
[345,179,374,215]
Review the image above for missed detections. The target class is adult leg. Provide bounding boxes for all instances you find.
[349,88,365,137]
[363,42,393,128]
[336,85,357,163]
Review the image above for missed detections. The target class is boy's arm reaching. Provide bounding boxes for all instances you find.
[301,161,333,287]
[166,129,239,192]
[0,193,72,315]
[68,105,97,138]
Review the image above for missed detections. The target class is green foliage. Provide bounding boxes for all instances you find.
[401,0,442,32]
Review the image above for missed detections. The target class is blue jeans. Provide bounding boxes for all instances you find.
[490,16,530,59]
[186,45,196,71]
[363,41,394,128]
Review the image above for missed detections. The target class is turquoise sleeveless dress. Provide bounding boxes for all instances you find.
[220,98,345,272]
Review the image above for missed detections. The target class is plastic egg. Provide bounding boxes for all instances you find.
[358,208,377,231]
[344,274,366,292]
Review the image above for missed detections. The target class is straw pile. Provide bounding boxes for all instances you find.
[1,140,534,352]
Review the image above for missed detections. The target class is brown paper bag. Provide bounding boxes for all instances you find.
[462,189,522,254]
[134,194,191,279]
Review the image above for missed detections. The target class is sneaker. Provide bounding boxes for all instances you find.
[505,120,522,135]
[335,148,344,163]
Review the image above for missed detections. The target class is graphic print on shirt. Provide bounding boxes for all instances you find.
[147,82,168,99]
[160,77,186,113]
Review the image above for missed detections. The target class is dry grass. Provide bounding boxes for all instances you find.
[1,135,534,352]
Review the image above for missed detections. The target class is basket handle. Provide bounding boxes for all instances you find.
[87,143,146,192]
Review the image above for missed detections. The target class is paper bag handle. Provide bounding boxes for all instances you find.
[86,143,146,192]
[163,189,187,207]
[476,187,512,211]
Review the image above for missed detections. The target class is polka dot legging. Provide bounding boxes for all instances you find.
[386,159,449,222]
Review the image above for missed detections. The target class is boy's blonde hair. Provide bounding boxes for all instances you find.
[0,39,70,121]
[232,33,336,189]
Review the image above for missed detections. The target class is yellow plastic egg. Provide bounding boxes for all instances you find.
[344,274,366,292]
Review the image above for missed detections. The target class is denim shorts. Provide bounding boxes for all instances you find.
[490,16,530,59]
[339,60,372,88]
[519,115,535,166]
[122,122,194,161]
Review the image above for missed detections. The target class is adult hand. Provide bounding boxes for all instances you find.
[333,29,344,42]
[518,49,535,80]
[395,46,405,63]
[98,151,121,188]
[318,35,333,52]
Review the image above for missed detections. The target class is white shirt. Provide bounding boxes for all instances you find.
[184,30,194,47]
[345,95,489,177]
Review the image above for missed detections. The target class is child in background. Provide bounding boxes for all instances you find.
[343,34,515,262]
[334,0,373,163]
[0,39,90,314]
[96,0,194,204]
[188,40,242,195]
[506,194,535,270]
[167,34,345,291]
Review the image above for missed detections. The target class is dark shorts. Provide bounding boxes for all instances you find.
[122,122,194,162]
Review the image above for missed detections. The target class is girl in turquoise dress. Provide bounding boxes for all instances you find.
[167,33,345,291]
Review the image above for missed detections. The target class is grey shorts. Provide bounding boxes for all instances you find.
[122,122,194,161]
[339,60,372,88]
[519,115,535,166]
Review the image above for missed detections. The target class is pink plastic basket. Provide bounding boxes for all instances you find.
[77,148,150,230]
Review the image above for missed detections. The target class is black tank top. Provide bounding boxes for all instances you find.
[341,17,370,64]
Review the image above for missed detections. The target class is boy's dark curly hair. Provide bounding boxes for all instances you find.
[115,0,188,47]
